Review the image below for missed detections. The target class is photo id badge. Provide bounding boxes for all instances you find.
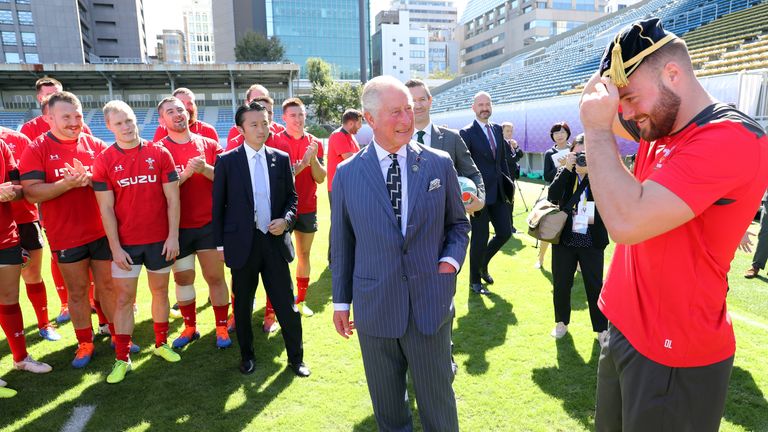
[572,214,589,234]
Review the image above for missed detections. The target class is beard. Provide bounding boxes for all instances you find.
[187,108,197,125]
[638,82,681,142]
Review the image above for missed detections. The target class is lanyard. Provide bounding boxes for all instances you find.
[573,175,588,208]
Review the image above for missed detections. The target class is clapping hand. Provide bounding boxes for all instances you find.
[0,182,21,202]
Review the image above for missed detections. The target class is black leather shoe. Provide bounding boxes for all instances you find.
[288,362,311,377]
[470,283,490,295]
[479,268,494,285]
[239,359,255,375]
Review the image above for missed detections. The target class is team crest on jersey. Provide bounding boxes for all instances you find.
[50,154,60,161]
[85,148,96,159]
[655,148,672,170]
[6,143,15,152]
[114,164,124,172]
[146,157,155,170]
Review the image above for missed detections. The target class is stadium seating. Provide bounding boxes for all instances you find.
[431,0,764,113]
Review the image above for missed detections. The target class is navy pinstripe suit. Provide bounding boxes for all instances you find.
[331,141,470,431]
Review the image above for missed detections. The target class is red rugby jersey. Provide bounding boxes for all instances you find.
[153,120,219,143]
[599,104,768,367]
[20,115,93,142]
[158,133,221,229]
[93,142,179,246]
[0,140,19,250]
[271,131,324,214]
[0,127,37,224]
[327,127,359,192]
[18,132,107,250]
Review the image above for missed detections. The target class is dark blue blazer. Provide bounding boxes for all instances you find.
[459,120,511,205]
[212,144,297,270]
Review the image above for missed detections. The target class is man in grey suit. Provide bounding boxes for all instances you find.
[331,75,470,432]
[406,78,486,215]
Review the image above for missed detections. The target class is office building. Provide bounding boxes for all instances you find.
[213,0,370,80]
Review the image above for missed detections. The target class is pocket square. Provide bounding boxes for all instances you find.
[428,178,441,191]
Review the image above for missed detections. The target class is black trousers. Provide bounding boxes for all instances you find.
[596,324,733,432]
[469,198,512,283]
[232,230,303,364]
[551,243,607,332]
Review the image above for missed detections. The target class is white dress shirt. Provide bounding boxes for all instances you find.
[412,123,433,148]
[243,143,271,233]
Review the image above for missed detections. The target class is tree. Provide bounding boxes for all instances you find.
[235,32,284,62]
[310,81,362,126]
[306,58,332,87]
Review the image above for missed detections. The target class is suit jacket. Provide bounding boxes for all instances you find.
[212,144,297,270]
[331,142,470,338]
[459,120,511,205]
[430,124,486,202]
[547,167,609,249]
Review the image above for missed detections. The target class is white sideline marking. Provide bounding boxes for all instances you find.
[730,312,768,331]
[60,405,96,432]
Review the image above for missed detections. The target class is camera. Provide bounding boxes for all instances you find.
[575,151,587,167]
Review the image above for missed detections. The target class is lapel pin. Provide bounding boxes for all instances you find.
[411,165,419,172]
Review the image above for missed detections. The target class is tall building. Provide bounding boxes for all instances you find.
[0,0,147,64]
[372,10,430,80]
[213,0,370,80]
[604,0,642,13]
[458,0,606,74]
[390,0,459,74]
[182,0,214,64]
[156,30,186,64]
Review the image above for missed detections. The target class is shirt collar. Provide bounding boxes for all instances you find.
[415,123,433,137]
[372,140,408,162]
[243,143,266,160]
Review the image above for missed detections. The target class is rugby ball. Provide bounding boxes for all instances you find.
[458,176,477,204]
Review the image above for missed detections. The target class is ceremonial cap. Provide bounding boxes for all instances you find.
[599,18,678,87]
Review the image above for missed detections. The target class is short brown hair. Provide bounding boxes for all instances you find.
[404,79,431,98]
[35,77,62,93]
[282,97,305,111]
[157,96,182,114]
[172,87,195,99]
[245,84,269,102]
[342,109,363,124]
[252,95,274,106]
[47,91,81,111]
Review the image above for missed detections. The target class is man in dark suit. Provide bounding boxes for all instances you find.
[212,102,309,377]
[331,76,470,432]
[405,78,486,215]
[460,92,513,295]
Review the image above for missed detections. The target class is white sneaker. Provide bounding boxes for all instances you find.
[14,355,52,374]
[534,261,542,269]
[0,377,6,387]
[297,302,314,317]
[550,322,568,339]
[598,330,609,348]
[98,323,111,336]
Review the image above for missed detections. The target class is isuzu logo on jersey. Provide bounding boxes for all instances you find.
[117,174,157,188]
[53,166,93,178]
[146,157,155,170]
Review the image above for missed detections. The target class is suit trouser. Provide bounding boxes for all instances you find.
[327,190,332,263]
[752,204,768,269]
[231,230,303,364]
[357,313,458,432]
[551,243,607,332]
[595,324,733,432]
[469,198,512,283]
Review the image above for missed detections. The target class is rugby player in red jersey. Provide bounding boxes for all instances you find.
[153,88,219,143]
[0,139,52,398]
[20,77,93,141]
[0,127,61,341]
[94,101,181,383]
[19,92,115,369]
[156,97,231,350]
[272,98,326,318]
[227,84,284,147]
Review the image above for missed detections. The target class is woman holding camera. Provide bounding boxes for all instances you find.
[547,134,608,347]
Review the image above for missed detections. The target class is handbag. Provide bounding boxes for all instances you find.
[526,178,588,244]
